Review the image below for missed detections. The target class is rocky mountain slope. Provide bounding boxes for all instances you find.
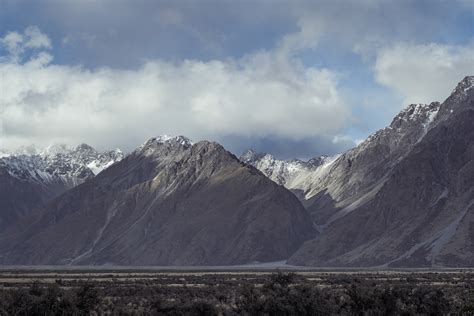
[287,76,474,267]
[2,136,315,266]
[0,144,123,233]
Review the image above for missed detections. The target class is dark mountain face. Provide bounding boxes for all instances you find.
[3,137,315,266]
[0,169,49,233]
[288,76,474,267]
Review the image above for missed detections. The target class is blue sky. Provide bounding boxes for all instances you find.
[0,0,473,158]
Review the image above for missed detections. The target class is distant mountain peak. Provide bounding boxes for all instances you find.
[241,148,257,158]
[240,149,268,163]
[74,143,97,153]
[240,149,332,186]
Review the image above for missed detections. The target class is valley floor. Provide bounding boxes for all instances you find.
[0,268,472,314]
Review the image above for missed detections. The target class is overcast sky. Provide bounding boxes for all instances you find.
[1,0,473,158]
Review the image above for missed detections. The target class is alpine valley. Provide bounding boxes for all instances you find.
[0,76,473,267]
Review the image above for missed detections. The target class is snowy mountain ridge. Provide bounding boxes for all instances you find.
[0,143,123,188]
[239,149,340,195]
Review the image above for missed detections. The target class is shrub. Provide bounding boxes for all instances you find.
[75,283,100,314]
[236,272,333,315]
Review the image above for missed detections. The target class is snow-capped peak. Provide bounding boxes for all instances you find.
[151,135,193,145]
[155,135,174,143]
[393,102,440,125]
[357,101,441,152]
[138,135,194,155]
[240,149,265,164]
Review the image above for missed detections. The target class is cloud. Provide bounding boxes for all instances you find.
[281,0,471,53]
[0,26,351,154]
[24,26,52,49]
[374,43,474,104]
[0,26,52,63]
[277,14,323,57]
[5,0,468,70]
[1,31,23,60]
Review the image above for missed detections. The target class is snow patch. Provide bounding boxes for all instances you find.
[423,107,439,129]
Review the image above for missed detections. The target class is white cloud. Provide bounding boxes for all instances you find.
[1,31,24,62]
[374,43,474,105]
[24,26,52,49]
[277,14,323,57]
[0,26,52,63]
[0,27,350,151]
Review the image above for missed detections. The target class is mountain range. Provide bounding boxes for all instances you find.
[0,136,313,265]
[0,76,472,267]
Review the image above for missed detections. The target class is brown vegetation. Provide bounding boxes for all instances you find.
[0,270,472,315]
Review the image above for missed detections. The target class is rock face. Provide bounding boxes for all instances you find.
[0,144,123,233]
[287,76,474,267]
[3,136,315,266]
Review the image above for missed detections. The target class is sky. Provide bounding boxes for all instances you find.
[0,0,473,159]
